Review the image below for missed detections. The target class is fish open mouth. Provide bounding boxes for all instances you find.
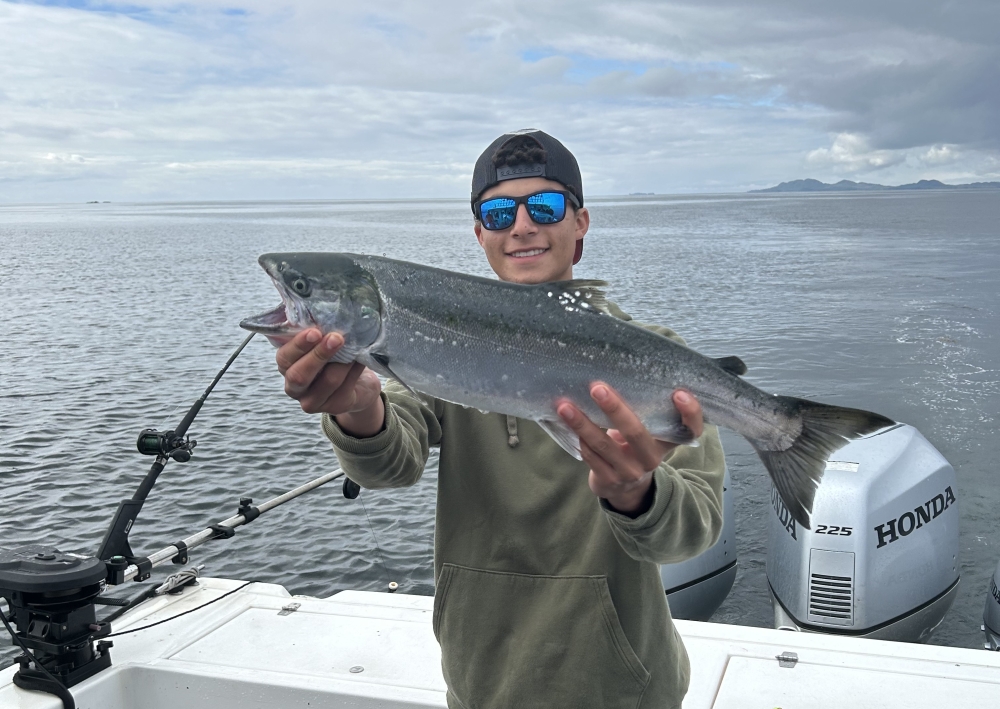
[240,266,315,341]
[240,301,295,334]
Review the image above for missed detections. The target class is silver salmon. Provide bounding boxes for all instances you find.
[241,252,894,528]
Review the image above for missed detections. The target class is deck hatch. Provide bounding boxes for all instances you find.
[808,549,855,626]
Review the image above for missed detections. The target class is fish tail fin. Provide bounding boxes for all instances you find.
[750,398,894,530]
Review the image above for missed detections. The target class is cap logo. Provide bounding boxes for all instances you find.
[497,163,545,181]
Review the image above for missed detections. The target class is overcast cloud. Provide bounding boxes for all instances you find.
[1,0,997,201]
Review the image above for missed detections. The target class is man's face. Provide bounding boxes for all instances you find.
[474,176,589,284]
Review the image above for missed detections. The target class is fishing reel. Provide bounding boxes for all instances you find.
[136,428,196,462]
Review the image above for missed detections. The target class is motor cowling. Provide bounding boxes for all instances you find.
[661,465,737,620]
[767,423,959,641]
[984,559,1000,651]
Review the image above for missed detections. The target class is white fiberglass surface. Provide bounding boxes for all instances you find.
[712,655,1000,709]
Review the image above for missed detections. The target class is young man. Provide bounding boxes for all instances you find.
[275,129,725,708]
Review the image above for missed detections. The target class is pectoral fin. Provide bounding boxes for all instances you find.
[362,352,418,396]
[537,419,582,460]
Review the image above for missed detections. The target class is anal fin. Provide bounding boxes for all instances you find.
[651,423,700,447]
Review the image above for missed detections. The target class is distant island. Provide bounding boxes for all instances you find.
[750,178,1000,193]
[629,192,655,196]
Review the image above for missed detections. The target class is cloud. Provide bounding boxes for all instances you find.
[0,0,998,201]
[806,133,905,173]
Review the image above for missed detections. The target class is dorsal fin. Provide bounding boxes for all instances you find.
[545,279,610,314]
[714,355,748,376]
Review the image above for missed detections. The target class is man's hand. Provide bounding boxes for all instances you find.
[276,328,385,437]
[557,384,704,516]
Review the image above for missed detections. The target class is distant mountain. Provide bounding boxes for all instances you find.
[750,178,1000,193]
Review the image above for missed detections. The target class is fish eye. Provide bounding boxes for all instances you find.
[291,278,311,296]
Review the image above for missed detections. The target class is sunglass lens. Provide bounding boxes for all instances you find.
[480,198,517,230]
[526,192,566,224]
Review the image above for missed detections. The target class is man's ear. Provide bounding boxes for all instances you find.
[575,207,590,238]
[474,221,485,247]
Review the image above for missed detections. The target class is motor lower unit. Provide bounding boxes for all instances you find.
[661,465,737,620]
[984,559,1000,651]
[767,423,959,642]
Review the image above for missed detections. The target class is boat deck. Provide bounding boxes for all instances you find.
[2,577,998,708]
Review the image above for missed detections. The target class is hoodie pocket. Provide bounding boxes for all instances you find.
[433,563,650,709]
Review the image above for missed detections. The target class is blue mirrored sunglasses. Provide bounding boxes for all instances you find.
[476,191,580,231]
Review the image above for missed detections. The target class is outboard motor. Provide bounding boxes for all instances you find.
[767,423,959,642]
[984,559,1000,651]
[661,465,737,620]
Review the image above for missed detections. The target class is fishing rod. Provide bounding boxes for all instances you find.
[96,332,258,571]
[0,465,356,709]
[0,332,390,709]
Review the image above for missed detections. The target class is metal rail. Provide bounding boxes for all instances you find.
[119,468,345,583]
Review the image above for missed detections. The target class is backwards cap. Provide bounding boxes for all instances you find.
[471,129,585,264]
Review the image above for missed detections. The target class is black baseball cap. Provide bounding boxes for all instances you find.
[471,129,584,212]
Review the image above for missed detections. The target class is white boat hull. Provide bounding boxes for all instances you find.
[3,577,999,708]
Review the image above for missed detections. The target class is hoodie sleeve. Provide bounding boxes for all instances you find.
[321,380,443,489]
[597,319,727,564]
[599,424,726,564]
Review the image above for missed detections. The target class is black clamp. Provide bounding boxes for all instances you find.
[209,524,236,540]
[105,555,129,585]
[171,540,189,565]
[238,497,261,523]
[132,556,153,582]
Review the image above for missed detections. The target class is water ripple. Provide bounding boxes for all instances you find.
[1,192,997,668]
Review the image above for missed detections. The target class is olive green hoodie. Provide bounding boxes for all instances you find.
[322,307,726,709]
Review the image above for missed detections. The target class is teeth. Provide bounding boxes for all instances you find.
[511,248,547,258]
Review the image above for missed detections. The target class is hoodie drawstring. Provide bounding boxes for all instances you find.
[506,415,520,448]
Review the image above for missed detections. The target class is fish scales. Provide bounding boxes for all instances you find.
[361,255,722,438]
[241,252,896,528]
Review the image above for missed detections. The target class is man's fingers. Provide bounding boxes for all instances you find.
[580,438,618,483]
[276,329,321,373]
[557,400,630,471]
[282,332,344,397]
[276,330,343,372]
[608,429,672,461]
[673,390,704,439]
[305,362,367,414]
[590,383,662,472]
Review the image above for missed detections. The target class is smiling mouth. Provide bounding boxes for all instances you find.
[509,247,548,258]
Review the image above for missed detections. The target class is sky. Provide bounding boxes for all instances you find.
[1,0,998,202]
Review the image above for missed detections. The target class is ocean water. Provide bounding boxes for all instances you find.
[1,190,998,669]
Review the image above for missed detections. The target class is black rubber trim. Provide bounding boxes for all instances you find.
[238,505,261,523]
[171,540,189,565]
[209,524,236,540]
[132,557,152,582]
[769,575,960,636]
[664,559,738,596]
